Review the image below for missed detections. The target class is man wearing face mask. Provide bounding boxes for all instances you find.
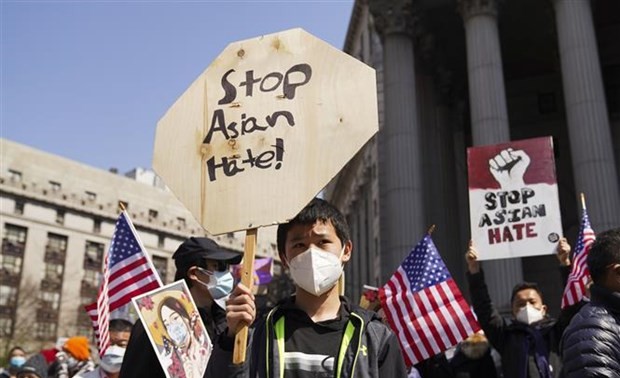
[212,198,407,377]
[119,237,242,378]
[560,228,620,378]
[465,238,579,378]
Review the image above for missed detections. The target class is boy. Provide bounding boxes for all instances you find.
[214,198,407,377]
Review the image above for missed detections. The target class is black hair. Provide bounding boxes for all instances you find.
[276,198,350,258]
[510,282,544,304]
[8,346,24,356]
[587,228,620,284]
[109,318,133,333]
[174,258,210,288]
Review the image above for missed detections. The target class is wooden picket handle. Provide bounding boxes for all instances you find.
[233,227,257,364]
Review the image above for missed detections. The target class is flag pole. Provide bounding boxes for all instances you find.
[427,224,436,235]
[118,201,164,286]
[580,192,586,211]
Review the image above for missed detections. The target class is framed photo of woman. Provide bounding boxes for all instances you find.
[132,280,213,378]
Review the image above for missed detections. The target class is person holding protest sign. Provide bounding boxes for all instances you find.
[560,228,620,378]
[465,237,578,378]
[119,237,242,378]
[212,198,407,377]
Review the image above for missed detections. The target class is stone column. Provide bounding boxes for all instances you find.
[369,0,425,282]
[459,0,522,310]
[418,69,465,288]
[552,0,620,231]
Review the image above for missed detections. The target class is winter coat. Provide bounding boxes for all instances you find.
[560,284,620,378]
[209,296,407,377]
[467,269,578,378]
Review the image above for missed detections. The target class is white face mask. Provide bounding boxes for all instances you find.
[515,303,544,325]
[288,245,344,296]
[99,345,125,373]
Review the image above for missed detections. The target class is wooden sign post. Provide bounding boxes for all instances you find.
[152,28,379,364]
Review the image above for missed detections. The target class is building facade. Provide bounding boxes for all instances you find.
[0,138,287,351]
[326,0,619,314]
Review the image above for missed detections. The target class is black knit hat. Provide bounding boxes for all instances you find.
[17,353,48,378]
[172,237,242,269]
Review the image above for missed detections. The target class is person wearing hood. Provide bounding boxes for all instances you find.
[16,354,48,378]
[47,336,95,378]
[1,347,26,378]
[465,238,579,378]
[119,236,242,378]
[211,198,408,377]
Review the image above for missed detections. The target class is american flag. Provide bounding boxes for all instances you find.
[379,234,480,367]
[85,211,162,356]
[561,207,595,309]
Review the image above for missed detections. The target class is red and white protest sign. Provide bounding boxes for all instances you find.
[467,137,563,260]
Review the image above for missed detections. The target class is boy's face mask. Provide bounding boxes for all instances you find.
[288,245,344,296]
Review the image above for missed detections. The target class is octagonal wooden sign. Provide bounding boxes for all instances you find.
[153,28,378,235]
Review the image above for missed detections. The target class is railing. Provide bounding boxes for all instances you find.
[1,239,25,257]
[36,308,59,322]
[44,247,66,263]
[40,278,63,292]
[0,270,21,287]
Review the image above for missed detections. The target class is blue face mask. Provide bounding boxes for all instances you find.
[196,268,234,300]
[166,321,188,345]
[10,356,26,368]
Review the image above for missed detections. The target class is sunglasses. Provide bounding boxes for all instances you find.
[197,261,229,275]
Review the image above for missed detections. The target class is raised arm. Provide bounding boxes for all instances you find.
[465,241,507,351]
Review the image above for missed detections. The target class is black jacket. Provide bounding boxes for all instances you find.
[560,284,620,378]
[119,304,226,378]
[467,269,576,378]
[209,296,407,377]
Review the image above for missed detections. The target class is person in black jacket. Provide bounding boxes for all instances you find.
[119,237,242,378]
[560,228,620,378]
[465,238,577,378]
[212,198,407,377]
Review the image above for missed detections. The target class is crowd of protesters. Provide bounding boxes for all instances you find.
[2,198,618,378]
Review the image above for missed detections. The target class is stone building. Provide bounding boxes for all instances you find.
[326,0,619,314]
[0,138,287,350]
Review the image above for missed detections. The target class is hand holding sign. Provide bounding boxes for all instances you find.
[224,283,256,337]
[556,237,571,267]
[488,148,531,188]
[153,28,378,364]
[465,240,481,274]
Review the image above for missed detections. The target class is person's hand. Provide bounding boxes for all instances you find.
[465,240,481,274]
[556,237,571,266]
[225,283,256,337]
[489,148,530,188]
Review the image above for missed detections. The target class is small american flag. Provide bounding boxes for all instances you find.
[561,207,595,309]
[379,234,480,367]
[85,211,162,355]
